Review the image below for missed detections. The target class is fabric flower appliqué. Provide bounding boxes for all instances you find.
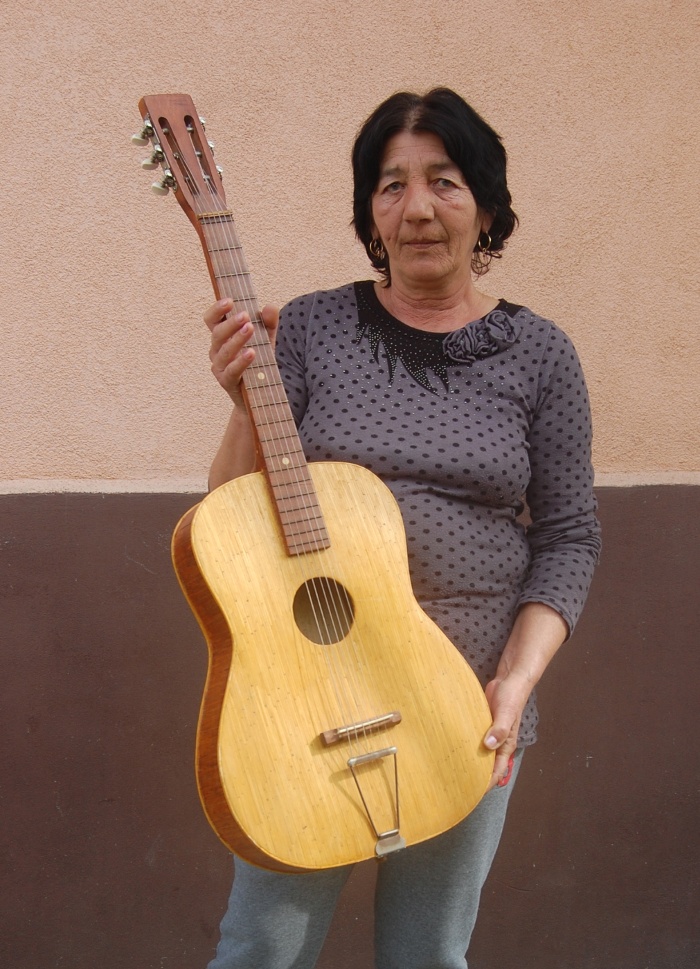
[442,309,521,365]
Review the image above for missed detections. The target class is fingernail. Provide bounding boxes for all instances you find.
[484,734,499,749]
[497,754,515,788]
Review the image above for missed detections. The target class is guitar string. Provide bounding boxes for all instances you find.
[182,133,383,763]
[203,203,372,755]
[192,196,357,738]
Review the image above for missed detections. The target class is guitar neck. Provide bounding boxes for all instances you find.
[135,93,330,556]
[198,213,330,556]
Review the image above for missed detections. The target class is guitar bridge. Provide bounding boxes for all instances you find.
[320,711,401,747]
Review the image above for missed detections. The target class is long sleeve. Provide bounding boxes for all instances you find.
[518,324,602,634]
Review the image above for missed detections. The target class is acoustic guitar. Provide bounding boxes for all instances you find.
[135,94,494,872]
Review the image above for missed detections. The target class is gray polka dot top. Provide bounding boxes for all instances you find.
[276,280,602,746]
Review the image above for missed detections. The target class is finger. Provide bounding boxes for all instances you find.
[486,750,515,791]
[259,304,280,330]
[483,675,528,751]
[210,314,256,368]
[204,298,235,331]
[209,315,257,400]
[483,695,518,751]
[484,721,514,750]
[496,753,515,787]
[212,339,254,379]
[211,331,255,385]
[259,304,280,348]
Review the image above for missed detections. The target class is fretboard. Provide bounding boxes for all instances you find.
[199,211,330,555]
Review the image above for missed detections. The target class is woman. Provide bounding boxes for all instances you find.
[203,88,601,969]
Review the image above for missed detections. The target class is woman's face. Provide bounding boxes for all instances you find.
[371,130,489,294]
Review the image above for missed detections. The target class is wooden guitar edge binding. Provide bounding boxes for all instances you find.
[171,499,303,873]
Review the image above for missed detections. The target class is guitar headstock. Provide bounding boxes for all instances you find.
[134,94,227,230]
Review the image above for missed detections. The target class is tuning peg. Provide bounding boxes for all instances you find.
[151,169,176,196]
[131,120,154,146]
[199,116,207,129]
[208,141,216,153]
[216,165,224,180]
[141,146,165,171]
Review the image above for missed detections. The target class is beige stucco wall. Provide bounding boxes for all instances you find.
[1,0,698,491]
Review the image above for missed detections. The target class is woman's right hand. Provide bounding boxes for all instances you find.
[205,298,280,407]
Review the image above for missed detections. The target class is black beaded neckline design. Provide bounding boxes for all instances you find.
[353,280,522,394]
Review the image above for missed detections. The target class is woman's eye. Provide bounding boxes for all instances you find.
[382,181,403,194]
[436,177,457,189]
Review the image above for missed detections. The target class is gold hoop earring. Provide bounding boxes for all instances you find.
[369,238,385,259]
[477,231,492,253]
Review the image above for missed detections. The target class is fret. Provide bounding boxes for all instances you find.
[278,524,329,543]
[218,286,259,305]
[286,536,330,555]
[266,484,317,502]
[243,353,284,367]
[251,413,299,429]
[260,449,307,467]
[215,275,254,291]
[200,225,245,251]
[285,524,330,543]
[245,361,285,376]
[207,247,248,277]
[277,512,329,529]
[253,398,297,414]
[277,505,327,524]
[269,497,320,515]
[267,466,315,486]
[269,462,313,476]
[265,461,307,477]
[254,429,298,451]
[200,227,241,243]
[244,364,286,381]
[258,429,306,456]
[246,395,290,416]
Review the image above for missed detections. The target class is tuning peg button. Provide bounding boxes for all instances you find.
[151,168,176,196]
[141,146,165,170]
[131,120,155,146]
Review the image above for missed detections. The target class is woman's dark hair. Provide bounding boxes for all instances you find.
[352,87,518,280]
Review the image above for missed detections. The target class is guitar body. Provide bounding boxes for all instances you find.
[173,462,493,872]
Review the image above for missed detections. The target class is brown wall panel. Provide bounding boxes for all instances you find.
[1,488,698,968]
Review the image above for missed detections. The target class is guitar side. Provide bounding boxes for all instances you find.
[173,461,493,872]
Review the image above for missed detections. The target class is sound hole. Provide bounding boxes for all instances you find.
[293,577,355,645]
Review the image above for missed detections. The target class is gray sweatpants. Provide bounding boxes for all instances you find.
[207,750,522,969]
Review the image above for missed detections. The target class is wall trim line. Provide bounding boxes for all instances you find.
[0,478,208,495]
[594,471,700,486]
[1,471,700,494]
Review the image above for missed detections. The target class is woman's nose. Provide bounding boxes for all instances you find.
[403,180,434,221]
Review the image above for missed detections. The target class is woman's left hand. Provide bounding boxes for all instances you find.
[483,672,529,790]
[481,602,570,791]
